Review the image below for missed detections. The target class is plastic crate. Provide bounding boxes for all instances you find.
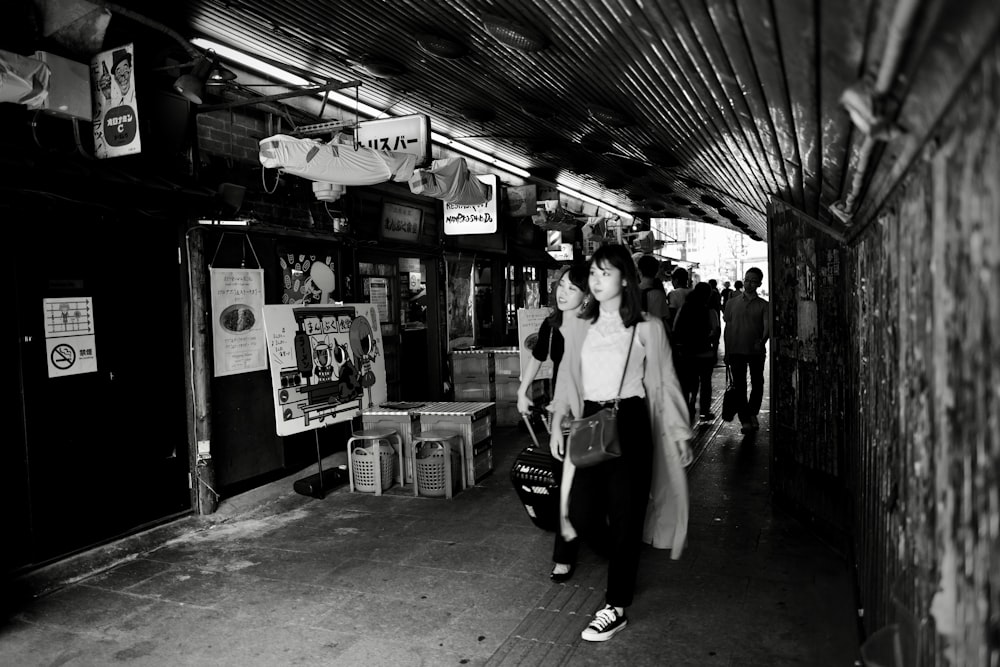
[351,443,395,493]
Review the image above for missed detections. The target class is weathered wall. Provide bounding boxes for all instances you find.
[767,200,848,542]
[846,41,1000,666]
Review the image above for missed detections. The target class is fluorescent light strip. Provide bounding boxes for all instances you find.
[556,184,631,219]
[193,38,629,219]
[431,131,530,178]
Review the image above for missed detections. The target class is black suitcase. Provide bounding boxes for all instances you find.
[510,414,561,532]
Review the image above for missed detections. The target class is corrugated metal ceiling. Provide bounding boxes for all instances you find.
[115,0,945,239]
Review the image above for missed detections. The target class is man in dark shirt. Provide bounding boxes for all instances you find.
[720,281,734,305]
[723,267,769,434]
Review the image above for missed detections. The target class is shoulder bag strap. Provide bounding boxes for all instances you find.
[613,327,637,409]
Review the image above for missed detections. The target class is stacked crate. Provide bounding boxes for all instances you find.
[492,349,521,426]
[451,349,495,402]
[416,402,494,485]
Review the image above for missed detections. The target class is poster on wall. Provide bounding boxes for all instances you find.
[210,268,267,377]
[90,43,141,159]
[364,277,390,325]
[517,308,553,380]
[506,184,537,218]
[42,297,97,378]
[446,256,474,350]
[277,247,341,304]
[262,303,387,436]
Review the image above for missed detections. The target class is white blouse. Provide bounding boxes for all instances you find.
[581,309,646,402]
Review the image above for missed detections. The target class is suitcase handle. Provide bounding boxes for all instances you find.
[521,413,542,449]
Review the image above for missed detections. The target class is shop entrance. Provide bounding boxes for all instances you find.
[356,252,442,402]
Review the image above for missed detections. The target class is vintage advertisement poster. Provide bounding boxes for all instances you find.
[90,43,141,158]
[42,297,98,378]
[262,303,386,436]
[210,268,267,377]
[517,308,552,380]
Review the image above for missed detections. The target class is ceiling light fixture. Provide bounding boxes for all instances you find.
[482,13,547,52]
[191,38,629,220]
[414,33,468,59]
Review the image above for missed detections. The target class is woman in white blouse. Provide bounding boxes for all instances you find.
[549,244,693,642]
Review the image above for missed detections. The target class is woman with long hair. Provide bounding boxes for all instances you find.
[515,262,590,581]
[516,263,590,416]
[548,244,693,642]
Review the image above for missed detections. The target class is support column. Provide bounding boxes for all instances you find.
[186,226,218,514]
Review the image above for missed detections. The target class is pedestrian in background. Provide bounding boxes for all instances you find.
[723,268,769,435]
[721,280,734,306]
[666,267,690,330]
[673,283,721,422]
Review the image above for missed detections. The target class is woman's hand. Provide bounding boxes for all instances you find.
[549,428,565,461]
[517,391,533,415]
[677,439,693,467]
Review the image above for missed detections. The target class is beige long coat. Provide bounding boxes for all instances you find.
[551,313,693,558]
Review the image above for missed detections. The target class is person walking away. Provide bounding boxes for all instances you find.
[637,254,668,323]
[548,244,692,642]
[720,280,734,306]
[722,267,769,434]
[673,283,721,422]
[707,279,723,313]
[515,263,590,582]
[666,267,691,331]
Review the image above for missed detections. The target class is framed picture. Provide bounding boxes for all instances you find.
[381,202,422,242]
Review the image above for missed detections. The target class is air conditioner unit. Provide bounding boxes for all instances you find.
[33,51,92,121]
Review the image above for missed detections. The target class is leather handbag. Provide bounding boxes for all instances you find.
[567,328,635,468]
[721,365,739,422]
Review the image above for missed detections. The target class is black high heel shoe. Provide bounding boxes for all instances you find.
[550,564,575,583]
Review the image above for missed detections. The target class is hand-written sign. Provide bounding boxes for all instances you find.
[381,202,422,242]
[444,174,499,236]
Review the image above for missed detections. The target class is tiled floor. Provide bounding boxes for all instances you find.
[1,365,861,666]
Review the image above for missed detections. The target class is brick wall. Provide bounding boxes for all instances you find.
[194,108,334,229]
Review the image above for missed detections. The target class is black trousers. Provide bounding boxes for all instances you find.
[727,352,766,422]
[558,396,654,608]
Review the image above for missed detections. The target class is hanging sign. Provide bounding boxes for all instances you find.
[43,297,98,378]
[90,43,141,158]
[356,114,431,166]
[444,174,499,236]
[210,268,267,377]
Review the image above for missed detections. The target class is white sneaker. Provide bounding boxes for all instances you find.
[581,604,628,642]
